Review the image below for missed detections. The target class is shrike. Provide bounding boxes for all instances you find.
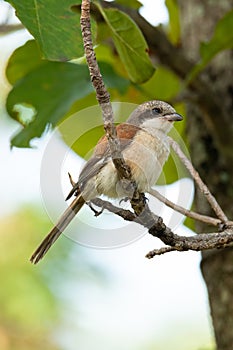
[31,100,182,263]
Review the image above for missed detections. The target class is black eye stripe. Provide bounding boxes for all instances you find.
[152,107,162,114]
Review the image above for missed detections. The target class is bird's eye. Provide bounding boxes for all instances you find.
[152,107,162,114]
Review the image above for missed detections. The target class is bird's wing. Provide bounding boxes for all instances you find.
[66,123,140,200]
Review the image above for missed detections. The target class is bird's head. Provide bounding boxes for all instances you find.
[126,100,183,134]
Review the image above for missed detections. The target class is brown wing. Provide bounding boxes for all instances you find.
[66,123,140,200]
[94,123,140,156]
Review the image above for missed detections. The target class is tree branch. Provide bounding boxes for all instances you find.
[146,231,233,258]
[90,198,233,258]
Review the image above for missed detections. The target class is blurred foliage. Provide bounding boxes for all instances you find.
[165,0,181,45]
[141,66,181,100]
[188,9,233,80]
[0,205,104,350]
[0,207,61,349]
[6,40,129,148]
[115,0,142,10]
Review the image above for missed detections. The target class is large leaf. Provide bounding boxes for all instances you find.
[6,40,45,85]
[6,0,84,61]
[6,40,130,148]
[7,62,93,147]
[7,40,130,94]
[188,9,233,80]
[97,5,155,84]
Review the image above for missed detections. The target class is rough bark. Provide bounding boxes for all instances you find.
[178,1,233,349]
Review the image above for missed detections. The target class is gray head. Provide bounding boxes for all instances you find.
[126,100,183,133]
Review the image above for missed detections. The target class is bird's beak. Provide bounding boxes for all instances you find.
[164,113,183,122]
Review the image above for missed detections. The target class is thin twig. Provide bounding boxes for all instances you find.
[146,230,233,258]
[146,246,177,257]
[149,188,221,226]
[168,137,228,223]
[0,24,24,33]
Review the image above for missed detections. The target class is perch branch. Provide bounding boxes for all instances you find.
[90,198,233,258]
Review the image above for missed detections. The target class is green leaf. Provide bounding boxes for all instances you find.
[97,5,155,84]
[6,40,130,148]
[61,122,105,159]
[115,0,142,9]
[142,66,181,100]
[6,0,84,61]
[99,61,130,94]
[6,40,44,85]
[7,40,130,95]
[165,0,180,45]
[7,62,93,147]
[188,9,233,80]
[184,215,195,232]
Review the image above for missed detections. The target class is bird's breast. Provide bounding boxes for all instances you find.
[123,129,170,192]
[93,129,170,198]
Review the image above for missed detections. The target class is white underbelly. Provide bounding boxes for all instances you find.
[124,135,169,192]
[92,130,169,198]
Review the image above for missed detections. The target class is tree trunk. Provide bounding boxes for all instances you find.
[178,1,233,349]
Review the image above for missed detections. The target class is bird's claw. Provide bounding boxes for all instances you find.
[87,202,104,217]
[119,197,130,205]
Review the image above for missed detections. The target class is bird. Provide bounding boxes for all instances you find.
[30,100,183,264]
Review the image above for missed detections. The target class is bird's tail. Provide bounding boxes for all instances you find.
[30,195,85,264]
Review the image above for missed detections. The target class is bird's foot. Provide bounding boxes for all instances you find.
[119,197,130,205]
[87,202,104,217]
